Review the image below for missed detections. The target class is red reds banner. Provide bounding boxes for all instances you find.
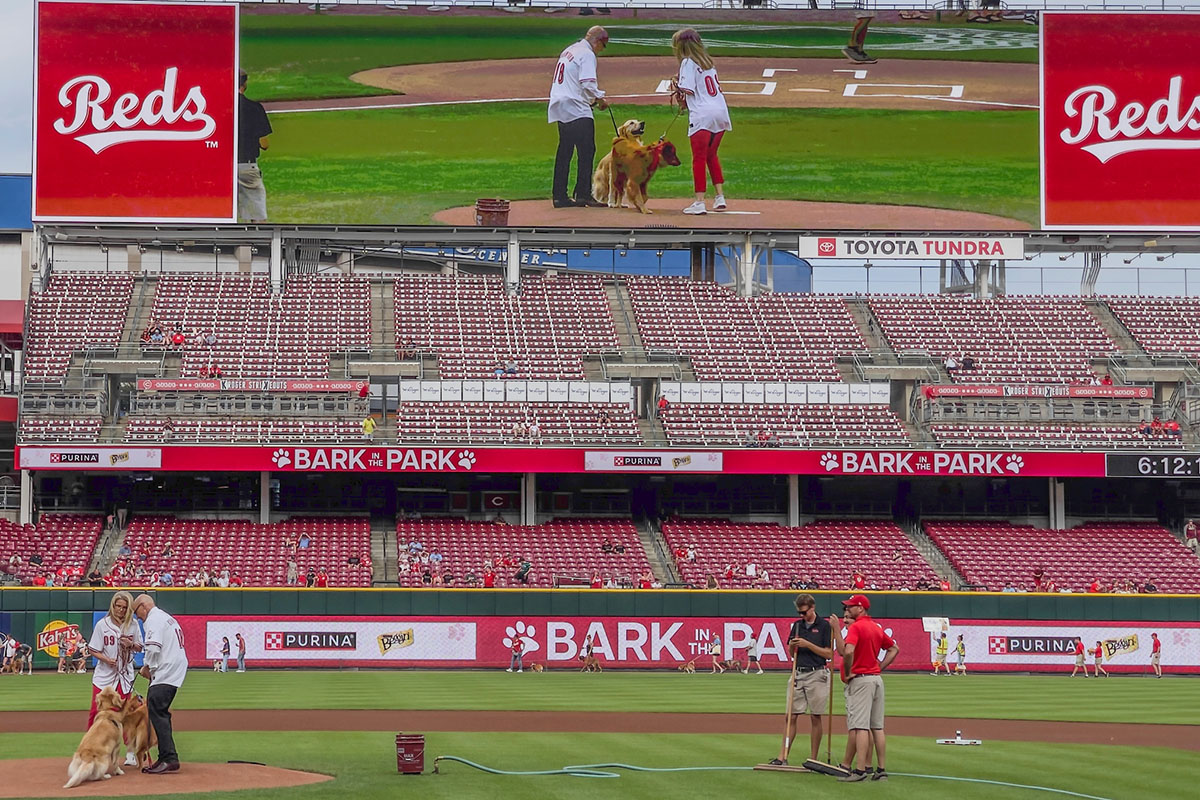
[1041,13,1200,230]
[33,1,238,222]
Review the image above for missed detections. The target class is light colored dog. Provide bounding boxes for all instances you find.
[122,693,158,770]
[592,119,683,214]
[63,687,127,788]
[530,663,544,673]
[678,659,697,673]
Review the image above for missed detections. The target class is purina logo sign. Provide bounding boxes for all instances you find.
[268,448,477,472]
[53,67,217,154]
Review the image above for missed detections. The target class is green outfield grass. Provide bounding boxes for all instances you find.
[1,671,1194,725]
[263,105,1037,225]
[0,731,1191,800]
[242,15,1037,102]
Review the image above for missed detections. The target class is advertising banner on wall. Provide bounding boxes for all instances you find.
[178,614,930,670]
[798,237,1025,261]
[1041,13,1200,230]
[934,621,1198,673]
[33,1,238,222]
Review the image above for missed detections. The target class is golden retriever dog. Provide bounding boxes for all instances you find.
[530,663,544,673]
[63,687,127,788]
[592,119,683,214]
[122,693,158,770]
[678,659,697,674]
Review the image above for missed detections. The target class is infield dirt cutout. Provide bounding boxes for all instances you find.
[0,758,330,799]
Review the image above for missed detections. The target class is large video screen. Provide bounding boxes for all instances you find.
[29,4,1200,231]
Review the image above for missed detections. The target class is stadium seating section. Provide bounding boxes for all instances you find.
[19,417,103,442]
[628,278,864,381]
[1105,296,1200,358]
[23,273,134,383]
[125,418,362,443]
[0,516,104,585]
[930,423,1183,450]
[394,519,650,588]
[121,517,372,588]
[869,295,1116,384]
[393,274,618,379]
[661,404,908,447]
[146,273,371,378]
[395,402,640,445]
[924,521,1200,593]
[661,519,938,590]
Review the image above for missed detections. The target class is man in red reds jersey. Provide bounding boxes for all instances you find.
[1071,637,1089,677]
[1151,633,1162,678]
[830,594,898,782]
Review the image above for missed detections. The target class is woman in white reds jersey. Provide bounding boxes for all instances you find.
[671,29,732,216]
[87,591,143,730]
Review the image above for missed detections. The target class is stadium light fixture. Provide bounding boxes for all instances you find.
[1123,254,1143,265]
[1058,254,1071,262]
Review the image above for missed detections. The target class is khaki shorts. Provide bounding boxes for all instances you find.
[934,652,947,664]
[789,668,829,715]
[1075,653,1085,667]
[238,162,268,221]
[1152,652,1160,665]
[845,674,885,731]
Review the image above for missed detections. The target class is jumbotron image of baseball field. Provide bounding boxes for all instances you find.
[1,597,1196,800]
[244,7,1040,229]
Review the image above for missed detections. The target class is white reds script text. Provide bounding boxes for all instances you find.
[53,67,216,154]
[1060,76,1200,163]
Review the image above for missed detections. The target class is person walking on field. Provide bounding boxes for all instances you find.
[548,26,610,208]
[769,594,832,767]
[1150,632,1162,678]
[830,594,898,783]
[236,632,246,673]
[1092,641,1109,678]
[954,634,967,675]
[670,29,731,216]
[710,634,725,673]
[132,594,187,774]
[932,632,950,676]
[508,635,525,673]
[1070,637,1090,677]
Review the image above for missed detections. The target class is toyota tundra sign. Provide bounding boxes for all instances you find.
[798,237,1023,261]
[33,1,238,222]
[1041,13,1200,230]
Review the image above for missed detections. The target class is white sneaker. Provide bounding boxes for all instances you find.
[713,195,727,211]
[505,668,513,672]
[682,201,707,215]
[518,669,523,673]
[124,753,138,767]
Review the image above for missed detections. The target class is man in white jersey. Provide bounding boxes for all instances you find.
[548,26,609,208]
[133,594,187,774]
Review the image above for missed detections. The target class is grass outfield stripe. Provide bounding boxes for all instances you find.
[0,732,1189,800]
[1,672,1195,726]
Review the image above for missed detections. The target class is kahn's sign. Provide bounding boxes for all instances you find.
[34,1,238,222]
[798,237,1024,261]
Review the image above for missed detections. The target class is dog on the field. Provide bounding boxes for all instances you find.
[63,687,127,788]
[721,659,744,673]
[122,693,157,770]
[530,663,544,673]
[678,659,697,673]
[212,659,223,672]
[592,119,682,214]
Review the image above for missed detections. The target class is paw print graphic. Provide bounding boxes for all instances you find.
[1005,454,1024,474]
[819,452,839,472]
[447,623,466,641]
[457,450,477,470]
[271,449,292,468]
[502,621,539,654]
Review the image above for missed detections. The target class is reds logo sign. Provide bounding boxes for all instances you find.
[53,67,217,154]
[34,1,237,222]
[1041,13,1200,229]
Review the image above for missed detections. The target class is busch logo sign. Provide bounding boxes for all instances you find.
[34,2,237,222]
[1042,13,1200,229]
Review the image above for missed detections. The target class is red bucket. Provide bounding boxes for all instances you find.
[395,733,425,774]
[475,198,510,227]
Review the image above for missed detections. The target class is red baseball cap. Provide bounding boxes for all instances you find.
[841,594,871,610]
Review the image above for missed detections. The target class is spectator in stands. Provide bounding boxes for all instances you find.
[601,538,614,553]
[216,569,231,589]
[1143,578,1158,594]
[204,331,217,347]
[514,557,533,585]
[938,578,951,591]
[118,543,132,558]
[399,337,417,361]
[656,394,670,417]
[505,358,518,375]
[598,410,611,428]
[851,570,867,590]
[1152,416,1164,436]
[891,549,904,563]
[362,415,378,441]
[32,573,47,586]
[743,430,757,448]
[210,363,222,379]
[1185,521,1198,553]
[1138,419,1153,437]
[613,541,626,555]
[198,364,209,379]
[298,533,312,550]
[149,325,164,345]
[421,568,433,586]
[960,354,976,371]
[170,330,186,348]
[705,573,718,589]
[944,354,958,374]
[1088,577,1102,594]
[161,571,174,587]
[745,560,758,579]
[639,570,653,589]
[87,568,102,587]
[494,362,506,378]
[687,544,697,563]
[6,553,20,573]
[161,543,175,558]
[1002,581,1016,592]
[29,551,43,567]
[408,539,424,555]
[511,420,528,441]
[1166,419,1182,439]
[758,567,771,587]
[482,565,496,588]
[286,557,298,585]
[756,429,771,446]
[44,572,56,587]
[528,421,542,444]
[429,550,444,565]
[162,419,175,441]
[1101,373,1113,386]
[591,571,603,589]
[315,568,329,588]
[357,382,370,414]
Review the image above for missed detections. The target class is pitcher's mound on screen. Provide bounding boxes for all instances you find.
[0,758,331,798]
[433,198,1030,230]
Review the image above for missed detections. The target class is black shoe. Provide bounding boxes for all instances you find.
[575,198,607,208]
[552,198,582,208]
[144,761,180,774]
[864,766,876,774]
[768,758,787,766]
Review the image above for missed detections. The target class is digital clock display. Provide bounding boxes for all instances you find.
[1106,453,1200,478]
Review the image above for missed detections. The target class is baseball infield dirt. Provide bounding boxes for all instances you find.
[0,758,330,799]
[433,198,1030,229]
[2,710,1193,751]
